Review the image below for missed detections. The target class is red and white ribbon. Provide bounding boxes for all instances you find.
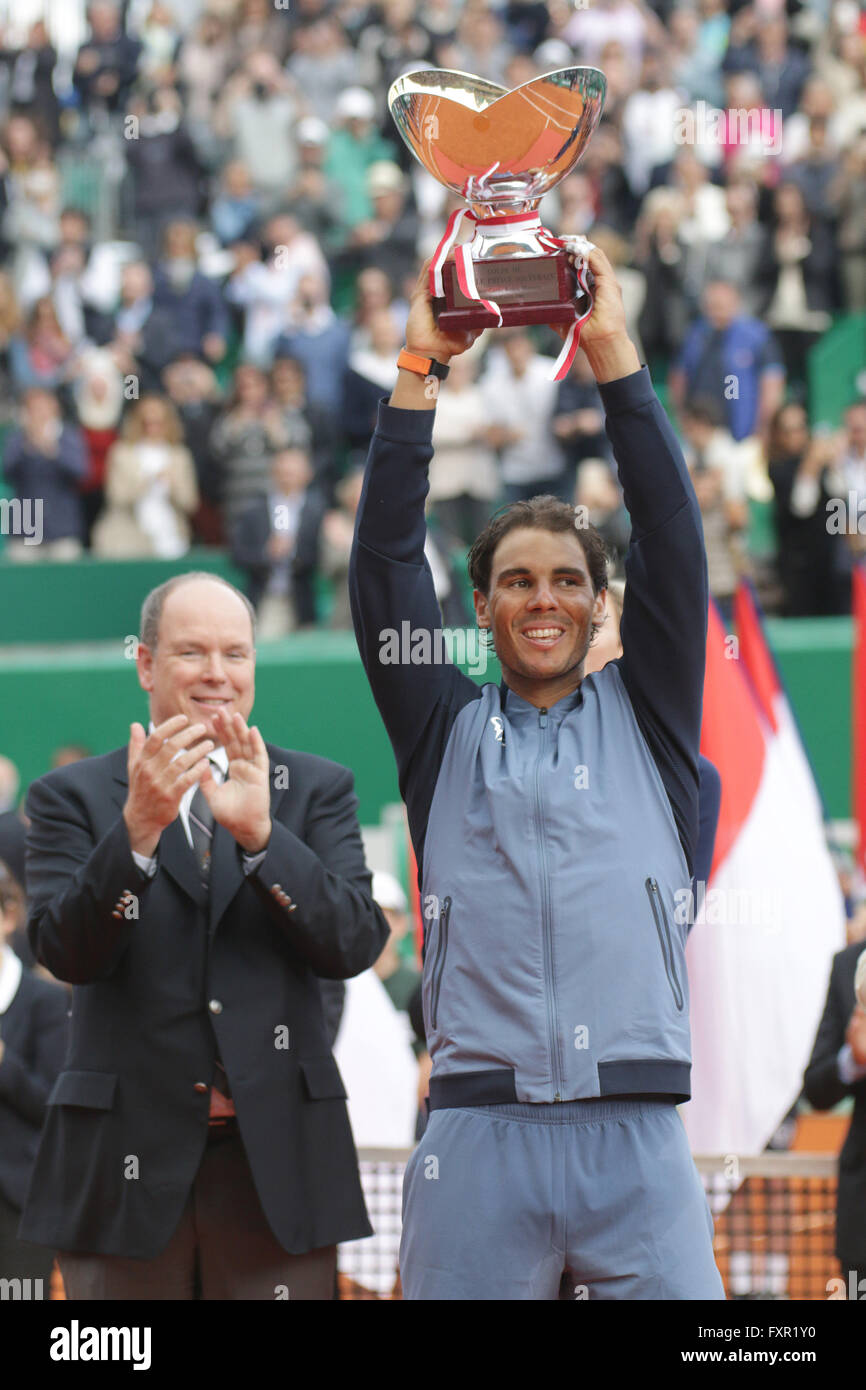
[538,229,596,382]
[429,210,595,381]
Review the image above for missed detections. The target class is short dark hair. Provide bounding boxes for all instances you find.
[140,572,256,651]
[467,495,609,599]
[682,397,724,429]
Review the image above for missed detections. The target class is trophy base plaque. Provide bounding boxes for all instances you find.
[435,252,584,332]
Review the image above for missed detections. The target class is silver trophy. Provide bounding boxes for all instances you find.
[388,66,607,330]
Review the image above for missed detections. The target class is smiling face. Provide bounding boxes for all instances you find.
[137,578,256,743]
[474,527,607,706]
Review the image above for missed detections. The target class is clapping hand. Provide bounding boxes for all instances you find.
[200,708,272,854]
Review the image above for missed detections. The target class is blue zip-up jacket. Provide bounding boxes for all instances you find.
[350,366,708,1106]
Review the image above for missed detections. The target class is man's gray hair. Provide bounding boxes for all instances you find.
[139,572,256,651]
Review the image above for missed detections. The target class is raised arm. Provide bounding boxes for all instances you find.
[575,248,709,875]
[349,268,482,795]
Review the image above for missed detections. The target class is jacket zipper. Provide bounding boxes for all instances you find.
[429,895,451,1031]
[534,708,563,1100]
[645,877,684,1011]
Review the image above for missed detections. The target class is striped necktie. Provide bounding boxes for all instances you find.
[188,764,233,1108]
[188,771,217,885]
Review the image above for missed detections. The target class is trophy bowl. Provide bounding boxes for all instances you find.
[388,66,607,331]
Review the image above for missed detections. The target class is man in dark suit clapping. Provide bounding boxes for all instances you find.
[19,571,387,1299]
[803,940,866,1290]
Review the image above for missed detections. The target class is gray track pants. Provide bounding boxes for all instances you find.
[400,1097,725,1300]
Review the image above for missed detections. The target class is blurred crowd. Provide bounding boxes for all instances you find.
[0,0,865,625]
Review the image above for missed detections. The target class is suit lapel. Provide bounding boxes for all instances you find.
[208,752,288,933]
[160,817,209,908]
[208,818,243,934]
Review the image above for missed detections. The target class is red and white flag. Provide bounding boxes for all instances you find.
[682,583,846,1154]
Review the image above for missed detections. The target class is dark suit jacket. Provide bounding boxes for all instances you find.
[19,741,388,1259]
[803,942,866,1263]
[0,965,69,1209]
[230,489,325,625]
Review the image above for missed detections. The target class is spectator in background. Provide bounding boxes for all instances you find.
[723,14,811,122]
[428,352,499,550]
[1,114,60,272]
[0,269,21,424]
[91,394,199,559]
[325,87,396,236]
[621,49,682,197]
[175,10,234,164]
[209,160,260,249]
[787,114,842,218]
[840,401,866,560]
[209,362,290,529]
[3,387,86,561]
[670,279,786,443]
[227,214,328,367]
[72,345,125,545]
[0,860,69,1298]
[369,870,421,1033]
[341,161,419,289]
[832,133,866,313]
[351,266,405,348]
[719,72,782,171]
[553,348,611,477]
[0,20,61,146]
[235,0,292,65]
[136,2,182,82]
[574,460,631,579]
[635,189,692,366]
[124,85,203,260]
[109,259,178,392]
[161,353,224,544]
[288,15,362,123]
[668,4,725,108]
[285,117,344,247]
[453,4,516,88]
[767,402,850,617]
[703,178,768,319]
[27,241,93,352]
[152,220,228,367]
[344,307,401,454]
[680,399,749,622]
[480,328,567,503]
[8,296,76,396]
[588,224,646,362]
[319,468,364,630]
[274,272,350,419]
[16,207,124,332]
[216,49,300,208]
[72,0,142,122]
[758,181,841,396]
[803,939,866,1291]
[231,447,325,637]
[357,0,433,97]
[50,744,92,769]
[270,353,338,496]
